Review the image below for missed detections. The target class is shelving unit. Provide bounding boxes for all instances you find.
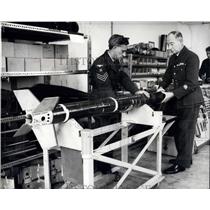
[123,53,168,89]
[1,22,88,188]
[1,22,71,42]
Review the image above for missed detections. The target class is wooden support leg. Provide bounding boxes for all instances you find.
[43,149,51,189]
[156,126,163,175]
[121,123,128,163]
[81,129,94,189]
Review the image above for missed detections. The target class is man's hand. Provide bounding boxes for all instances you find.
[161,91,174,103]
[156,87,165,93]
[135,90,150,98]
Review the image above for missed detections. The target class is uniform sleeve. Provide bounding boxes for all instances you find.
[89,64,96,86]
[173,54,200,99]
[159,58,173,89]
[119,71,138,94]
[199,60,206,79]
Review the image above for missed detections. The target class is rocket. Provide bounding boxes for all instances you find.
[12,88,166,137]
[13,92,148,137]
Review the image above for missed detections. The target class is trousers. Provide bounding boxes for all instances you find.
[174,106,200,167]
[163,99,200,168]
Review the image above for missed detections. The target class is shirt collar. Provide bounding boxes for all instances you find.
[107,50,115,62]
[176,46,186,57]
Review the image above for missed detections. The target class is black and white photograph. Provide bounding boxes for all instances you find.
[0,0,209,209]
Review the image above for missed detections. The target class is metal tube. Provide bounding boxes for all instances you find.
[51,94,147,124]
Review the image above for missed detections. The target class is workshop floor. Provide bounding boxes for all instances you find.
[158,144,209,189]
[99,143,210,189]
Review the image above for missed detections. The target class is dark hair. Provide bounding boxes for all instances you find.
[168,31,183,39]
[108,34,129,49]
[206,46,210,52]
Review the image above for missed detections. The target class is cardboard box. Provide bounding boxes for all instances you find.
[1,57,6,72]
[41,59,55,71]
[28,44,43,58]
[14,43,29,57]
[55,45,68,58]
[67,58,78,72]
[2,42,15,57]
[55,58,68,70]
[25,58,41,71]
[7,58,24,72]
[148,136,177,157]
[43,44,55,58]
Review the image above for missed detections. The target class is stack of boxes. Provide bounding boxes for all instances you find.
[1,41,77,73]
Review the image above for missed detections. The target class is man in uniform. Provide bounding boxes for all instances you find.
[158,31,204,174]
[89,34,148,175]
[90,34,144,100]
[199,46,210,83]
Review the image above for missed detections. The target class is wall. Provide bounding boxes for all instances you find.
[113,21,210,63]
[78,22,111,60]
[190,23,210,62]
[78,21,210,65]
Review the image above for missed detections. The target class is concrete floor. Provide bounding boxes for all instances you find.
[158,145,209,189]
[59,142,210,189]
[102,143,210,189]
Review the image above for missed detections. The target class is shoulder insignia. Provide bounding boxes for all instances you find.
[96,72,108,82]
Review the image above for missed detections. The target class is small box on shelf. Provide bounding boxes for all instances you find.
[43,44,55,58]
[7,57,24,72]
[2,42,15,57]
[28,44,43,58]
[14,43,29,58]
[41,59,55,71]
[25,58,41,71]
[55,59,68,71]
[55,45,68,59]
[67,58,78,72]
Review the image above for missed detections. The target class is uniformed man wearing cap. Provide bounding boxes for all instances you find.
[90,34,145,99]
[89,34,148,175]
[158,31,204,174]
[199,46,210,83]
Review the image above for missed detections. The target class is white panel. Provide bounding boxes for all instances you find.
[55,119,83,151]
[33,124,58,149]
[13,89,40,111]
[122,104,162,126]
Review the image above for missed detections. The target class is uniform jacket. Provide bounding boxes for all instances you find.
[89,50,138,99]
[160,46,204,108]
[199,58,210,83]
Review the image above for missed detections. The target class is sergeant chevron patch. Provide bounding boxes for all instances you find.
[96,72,108,82]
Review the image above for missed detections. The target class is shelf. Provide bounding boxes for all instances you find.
[132,73,164,78]
[1,70,88,77]
[1,153,44,170]
[123,64,167,68]
[127,54,168,60]
[1,22,83,43]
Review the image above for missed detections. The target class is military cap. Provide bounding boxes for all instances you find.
[108,34,129,49]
